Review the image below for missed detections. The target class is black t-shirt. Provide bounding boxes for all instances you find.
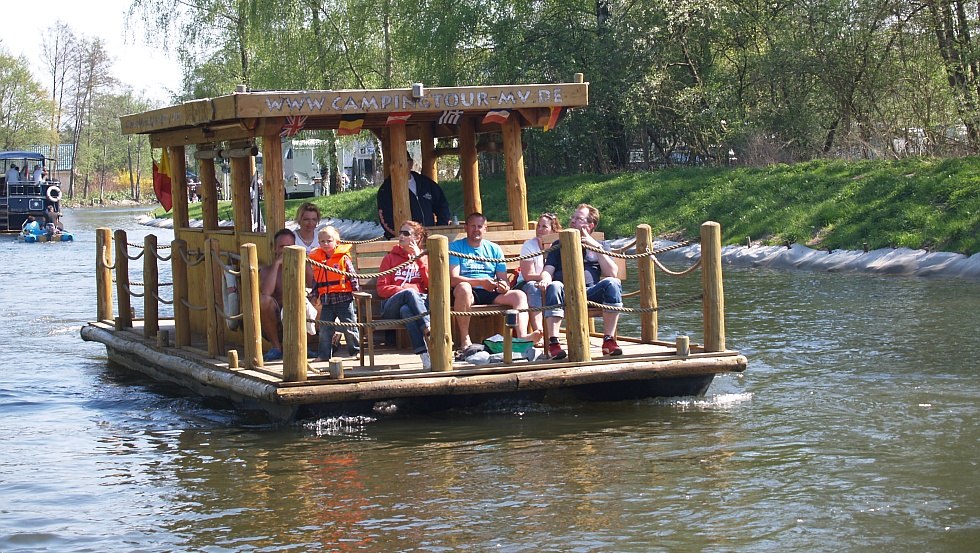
[544,240,607,286]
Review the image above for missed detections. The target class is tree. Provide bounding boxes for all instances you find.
[0,51,56,150]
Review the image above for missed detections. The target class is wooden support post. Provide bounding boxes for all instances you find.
[228,350,239,369]
[172,239,191,347]
[96,228,113,323]
[157,329,169,348]
[230,142,253,236]
[143,234,159,338]
[701,221,726,352]
[502,115,528,230]
[168,145,189,230]
[559,229,591,362]
[459,116,481,217]
[204,238,221,357]
[676,335,690,356]
[261,133,285,237]
[282,245,308,382]
[389,124,411,231]
[113,229,132,329]
[427,235,453,372]
[328,358,344,379]
[198,149,219,231]
[240,243,263,369]
[636,224,658,342]
[419,124,437,182]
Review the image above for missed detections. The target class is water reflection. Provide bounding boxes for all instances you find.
[0,207,977,551]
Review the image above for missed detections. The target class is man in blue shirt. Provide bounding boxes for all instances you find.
[449,212,538,349]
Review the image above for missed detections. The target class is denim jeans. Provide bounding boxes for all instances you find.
[543,278,623,319]
[520,281,543,310]
[318,301,360,359]
[381,289,430,354]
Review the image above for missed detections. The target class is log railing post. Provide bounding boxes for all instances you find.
[427,235,452,372]
[113,229,132,329]
[143,234,159,338]
[240,243,263,369]
[204,238,222,357]
[96,228,114,323]
[559,229,591,362]
[701,221,726,352]
[636,224,658,342]
[282,245,308,382]
[172,239,191,347]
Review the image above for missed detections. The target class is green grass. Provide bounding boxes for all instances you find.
[158,156,980,254]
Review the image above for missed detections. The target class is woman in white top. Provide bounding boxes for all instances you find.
[293,202,321,253]
[518,213,561,336]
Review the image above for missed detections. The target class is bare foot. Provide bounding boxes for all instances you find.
[523,329,543,345]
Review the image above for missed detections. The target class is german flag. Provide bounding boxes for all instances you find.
[337,114,365,136]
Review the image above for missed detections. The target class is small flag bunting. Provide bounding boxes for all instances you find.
[544,106,567,132]
[280,115,307,137]
[482,109,511,125]
[337,114,365,136]
[151,148,173,213]
[386,112,412,125]
[438,110,463,126]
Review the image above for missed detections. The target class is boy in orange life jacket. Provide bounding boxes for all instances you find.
[309,226,360,361]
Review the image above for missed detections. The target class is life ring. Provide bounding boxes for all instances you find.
[46,186,62,203]
[222,267,241,331]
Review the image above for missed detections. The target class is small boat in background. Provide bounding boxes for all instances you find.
[20,228,74,243]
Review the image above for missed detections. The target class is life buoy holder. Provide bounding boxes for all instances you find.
[222,266,241,331]
[46,186,62,203]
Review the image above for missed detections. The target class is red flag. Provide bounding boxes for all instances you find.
[544,106,567,132]
[280,115,308,137]
[385,112,412,125]
[482,109,511,125]
[152,149,173,212]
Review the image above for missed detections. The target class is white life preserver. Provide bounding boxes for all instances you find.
[46,186,62,203]
[222,266,241,331]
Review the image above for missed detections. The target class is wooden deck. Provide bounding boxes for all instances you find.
[82,318,747,421]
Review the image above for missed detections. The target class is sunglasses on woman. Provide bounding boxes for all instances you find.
[399,230,412,237]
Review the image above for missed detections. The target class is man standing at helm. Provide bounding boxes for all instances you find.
[376,151,452,238]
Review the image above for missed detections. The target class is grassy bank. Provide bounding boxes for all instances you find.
[167,157,980,254]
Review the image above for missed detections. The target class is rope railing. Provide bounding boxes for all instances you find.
[340,234,386,245]
[122,284,145,298]
[179,249,206,267]
[153,250,172,262]
[586,294,703,313]
[179,298,208,312]
[101,253,116,271]
[127,241,171,250]
[151,291,174,306]
[448,243,560,264]
[314,311,428,330]
[308,251,427,280]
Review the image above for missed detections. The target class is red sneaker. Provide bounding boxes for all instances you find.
[602,337,623,356]
[548,342,567,360]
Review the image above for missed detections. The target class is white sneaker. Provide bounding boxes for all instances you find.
[420,352,432,370]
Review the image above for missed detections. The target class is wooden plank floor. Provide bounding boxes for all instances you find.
[96,319,700,383]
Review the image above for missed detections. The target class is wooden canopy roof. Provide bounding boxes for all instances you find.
[121,75,589,244]
[121,78,589,148]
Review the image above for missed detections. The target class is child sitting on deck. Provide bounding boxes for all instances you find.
[309,226,360,361]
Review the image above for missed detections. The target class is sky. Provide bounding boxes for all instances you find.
[2,0,184,106]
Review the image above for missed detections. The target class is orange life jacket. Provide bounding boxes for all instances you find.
[310,244,354,295]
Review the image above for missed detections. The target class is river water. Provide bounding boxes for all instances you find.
[1,207,977,552]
